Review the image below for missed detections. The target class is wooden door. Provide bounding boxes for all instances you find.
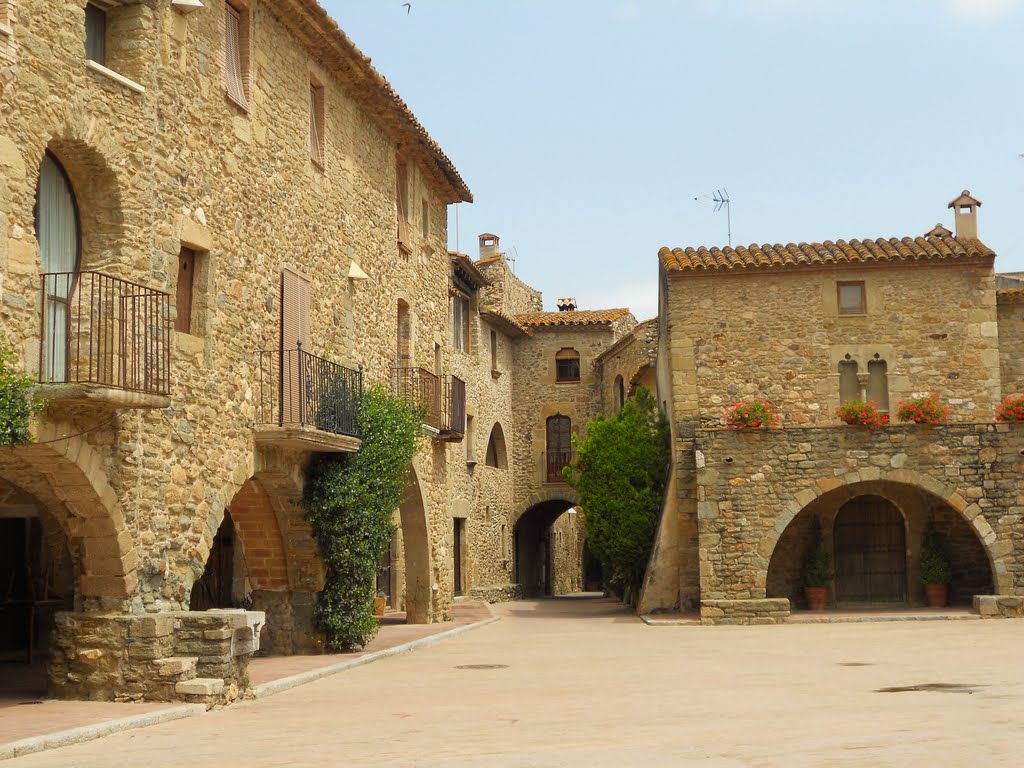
[833,496,907,605]
[453,518,464,597]
[280,265,311,425]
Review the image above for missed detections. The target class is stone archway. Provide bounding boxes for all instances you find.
[397,465,432,624]
[766,478,996,609]
[757,468,1009,597]
[514,500,580,598]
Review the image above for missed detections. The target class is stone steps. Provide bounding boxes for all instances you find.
[153,656,199,682]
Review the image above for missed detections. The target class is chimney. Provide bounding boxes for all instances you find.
[925,223,953,240]
[479,233,499,260]
[557,297,577,312]
[947,190,981,240]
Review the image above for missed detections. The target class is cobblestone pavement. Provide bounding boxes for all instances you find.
[8,596,1024,767]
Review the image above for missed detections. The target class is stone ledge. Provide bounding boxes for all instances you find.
[175,678,225,696]
[700,598,791,625]
[973,595,1024,618]
[253,425,360,453]
[470,584,523,603]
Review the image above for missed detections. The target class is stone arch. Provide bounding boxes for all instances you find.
[226,478,289,592]
[0,428,136,611]
[484,421,507,469]
[513,499,580,597]
[760,468,1007,599]
[398,462,432,623]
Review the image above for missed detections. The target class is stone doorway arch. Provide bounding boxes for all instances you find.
[513,500,580,597]
[394,465,431,624]
[832,495,907,605]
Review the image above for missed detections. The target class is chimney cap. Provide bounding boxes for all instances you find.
[478,233,499,242]
[557,297,577,312]
[926,223,953,239]
[948,190,982,209]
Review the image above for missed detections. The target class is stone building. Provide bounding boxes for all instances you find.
[642,192,1024,622]
[0,0,526,703]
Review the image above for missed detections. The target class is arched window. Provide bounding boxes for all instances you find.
[867,357,889,411]
[615,375,625,412]
[555,348,580,382]
[838,358,859,404]
[485,423,507,468]
[36,153,80,383]
[546,414,572,482]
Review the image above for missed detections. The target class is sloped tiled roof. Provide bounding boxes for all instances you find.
[514,309,632,328]
[480,309,528,337]
[659,236,994,274]
[997,288,1024,299]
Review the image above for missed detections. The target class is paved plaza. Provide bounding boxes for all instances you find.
[7,596,1024,767]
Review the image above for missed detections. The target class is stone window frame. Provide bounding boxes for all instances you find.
[837,280,867,316]
[0,1,12,65]
[308,72,326,170]
[555,348,581,383]
[83,1,147,95]
[396,157,412,256]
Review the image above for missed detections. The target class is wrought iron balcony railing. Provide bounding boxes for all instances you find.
[39,271,171,395]
[258,344,362,438]
[391,366,466,439]
[545,449,575,484]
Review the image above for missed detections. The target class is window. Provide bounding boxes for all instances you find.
[838,358,859,404]
[396,300,411,363]
[485,423,507,469]
[490,329,498,372]
[546,415,572,483]
[452,294,470,353]
[36,153,81,383]
[224,1,249,109]
[396,159,410,254]
[615,375,625,412]
[555,348,580,382]
[837,281,866,315]
[85,3,107,65]
[309,81,325,168]
[176,248,197,334]
[465,415,475,464]
[867,357,889,411]
[421,198,429,239]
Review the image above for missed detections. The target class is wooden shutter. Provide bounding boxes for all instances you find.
[176,249,196,334]
[280,266,311,425]
[225,4,247,107]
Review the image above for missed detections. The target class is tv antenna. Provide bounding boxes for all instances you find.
[694,188,732,246]
[507,245,519,274]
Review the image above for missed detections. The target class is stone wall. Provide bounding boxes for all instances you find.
[997,291,1024,396]
[663,261,1000,427]
[597,318,658,410]
[692,424,1024,622]
[477,254,542,316]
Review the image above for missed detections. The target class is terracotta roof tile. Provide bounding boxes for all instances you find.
[997,288,1024,298]
[479,309,528,337]
[658,236,994,274]
[513,309,632,328]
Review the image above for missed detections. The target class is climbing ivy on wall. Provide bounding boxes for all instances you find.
[303,386,422,651]
[564,386,670,601]
[0,343,45,446]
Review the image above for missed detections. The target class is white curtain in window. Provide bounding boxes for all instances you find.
[38,155,78,382]
[452,296,466,351]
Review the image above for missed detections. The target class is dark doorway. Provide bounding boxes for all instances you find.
[191,511,236,611]
[453,518,464,596]
[514,500,575,597]
[834,495,907,605]
[376,543,392,605]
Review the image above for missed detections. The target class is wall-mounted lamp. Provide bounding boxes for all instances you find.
[345,261,369,281]
[171,0,205,14]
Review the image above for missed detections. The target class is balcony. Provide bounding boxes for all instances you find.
[38,271,172,410]
[255,345,362,453]
[391,366,466,442]
[544,450,574,484]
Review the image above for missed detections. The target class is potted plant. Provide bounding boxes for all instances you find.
[919,519,952,608]
[723,400,779,430]
[835,399,889,429]
[995,393,1024,423]
[801,517,833,611]
[896,393,949,425]
[373,590,388,617]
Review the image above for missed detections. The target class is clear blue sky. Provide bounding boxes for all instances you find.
[324,0,1023,319]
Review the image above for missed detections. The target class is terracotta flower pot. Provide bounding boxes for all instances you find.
[374,596,387,617]
[804,586,828,611]
[924,583,947,608]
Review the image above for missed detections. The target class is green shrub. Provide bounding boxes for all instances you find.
[563,386,669,598]
[0,343,44,446]
[919,518,952,585]
[303,386,422,650]
[802,517,833,588]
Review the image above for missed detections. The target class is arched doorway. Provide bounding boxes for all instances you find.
[833,495,906,606]
[390,467,431,623]
[514,500,579,597]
